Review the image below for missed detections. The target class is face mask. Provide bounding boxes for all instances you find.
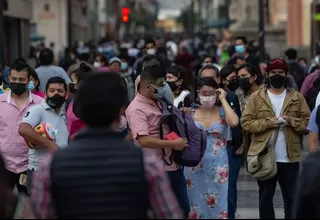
[93,62,101,68]
[149,85,165,100]
[46,94,66,109]
[121,62,128,71]
[167,81,179,91]
[199,95,216,108]
[28,81,35,91]
[235,45,245,54]
[269,74,286,89]
[227,79,238,92]
[238,77,253,94]
[9,82,27,96]
[146,48,156,55]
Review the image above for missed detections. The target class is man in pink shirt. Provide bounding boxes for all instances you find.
[126,64,190,217]
[0,59,43,194]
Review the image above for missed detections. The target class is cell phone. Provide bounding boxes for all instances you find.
[165,132,180,140]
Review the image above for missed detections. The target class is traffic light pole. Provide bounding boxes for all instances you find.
[67,0,72,47]
[0,0,5,68]
[258,0,265,62]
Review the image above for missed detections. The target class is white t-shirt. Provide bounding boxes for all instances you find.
[315,91,320,108]
[267,90,290,163]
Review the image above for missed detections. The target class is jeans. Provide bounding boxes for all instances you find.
[257,162,299,219]
[167,168,190,218]
[227,143,243,219]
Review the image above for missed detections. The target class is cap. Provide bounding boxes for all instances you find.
[108,57,121,66]
[266,58,288,73]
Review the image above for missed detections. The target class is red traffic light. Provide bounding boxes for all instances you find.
[122,7,130,15]
[122,15,129,23]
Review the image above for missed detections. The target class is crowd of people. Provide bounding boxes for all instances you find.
[1,33,320,219]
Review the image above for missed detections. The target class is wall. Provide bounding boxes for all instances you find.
[4,0,33,20]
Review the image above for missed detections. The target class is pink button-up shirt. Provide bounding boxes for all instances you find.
[126,93,178,172]
[0,92,44,173]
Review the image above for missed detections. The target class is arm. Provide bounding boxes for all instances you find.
[220,98,239,128]
[240,94,273,134]
[144,153,184,219]
[18,107,58,151]
[30,154,56,219]
[307,108,319,152]
[300,74,313,97]
[127,110,178,149]
[284,94,310,132]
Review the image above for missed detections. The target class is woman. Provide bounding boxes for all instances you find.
[28,68,45,98]
[166,65,193,108]
[236,63,264,112]
[93,54,109,72]
[118,53,135,102]
[184,77,239,219]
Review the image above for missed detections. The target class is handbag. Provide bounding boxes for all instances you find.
[247,129,280,181]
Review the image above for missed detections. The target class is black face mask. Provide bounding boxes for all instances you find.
[9,83,27,96]
[269,74,286,89]
[46,94,66,109]
[227,79,238,92]
[167,81,179,91]
[238,77,253,94]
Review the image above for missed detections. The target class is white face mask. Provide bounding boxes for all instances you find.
[93,62,101,69]
[199,95,217,108]
[146,48,156,55]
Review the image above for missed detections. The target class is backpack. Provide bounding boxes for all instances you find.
[316,106,320,138]
[158,99,207,167]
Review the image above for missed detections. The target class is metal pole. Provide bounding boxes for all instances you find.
[190,0,195,55]
[0,0,4,67]
[311,0,316,57]
[258,0,265,62]
[67,0,72,47]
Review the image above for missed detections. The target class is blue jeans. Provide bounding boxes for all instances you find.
[167,168,190,218]
[227,143,243,219]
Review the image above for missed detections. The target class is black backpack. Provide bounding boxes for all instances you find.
[316,106,320,137]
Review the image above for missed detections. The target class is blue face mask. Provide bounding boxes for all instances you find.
[28,81,35,91]
[235,45,246,54]
[121,62,128,70]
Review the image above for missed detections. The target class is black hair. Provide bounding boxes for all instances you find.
[39,48,54,65]
[144,38,156,48]
[78,53,90,62]
[141,65,165,84]
[73,72,128,128]
[198,64,220,78]
[197,77,219,90]
[285,48,297,60]
[45,76,68,92]
[220,65,237,79]
[96,54,108,66]
[166,65,192,91]
[30,68,41,91]
[10,57,31,78]
[201,55,213,63]
[118,53,130,62]
[75,62,93,83]
[235,36,248,44]
[237,63,264,85]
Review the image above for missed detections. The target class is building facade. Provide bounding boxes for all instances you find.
[31,0,90,59]
[4,0,33,64]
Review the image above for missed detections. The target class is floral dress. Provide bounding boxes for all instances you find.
[184,108,229,219]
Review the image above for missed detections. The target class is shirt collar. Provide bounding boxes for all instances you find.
[3,91,33,104]
[41,101,66,116]
[136,93,159,107]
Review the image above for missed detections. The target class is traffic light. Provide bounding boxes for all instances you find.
[121,7,130,23]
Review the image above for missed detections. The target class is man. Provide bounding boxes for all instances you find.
[35,48,71,92]
[30,72,183,219]
[126,65,189,217]
[19,77,69,193]
[241,58,310,219]
[285,48,305,90]
[300,55,320,96]
[108,57,121,72]
[134,38,172,78]
[0,67,10,94]
[219,65,243,219]
[229,36,260,71]
[0,59,43,194]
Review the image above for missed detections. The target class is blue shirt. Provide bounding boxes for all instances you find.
[308,107,318,134]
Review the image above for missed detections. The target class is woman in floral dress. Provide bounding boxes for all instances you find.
[184,77,239,219]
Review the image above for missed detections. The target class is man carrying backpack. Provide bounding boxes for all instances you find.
[308,105,320,152]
